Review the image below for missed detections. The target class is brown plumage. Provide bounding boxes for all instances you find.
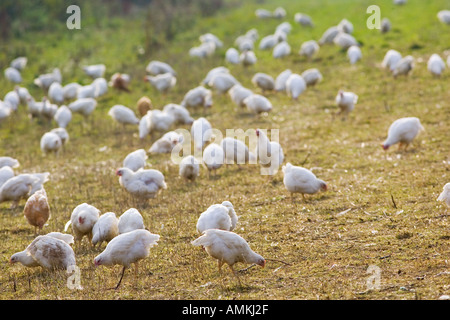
[23,188,50,235]
[109,73,131,92]
[137,96,152,117]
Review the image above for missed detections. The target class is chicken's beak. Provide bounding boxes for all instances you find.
[381,144,389,151]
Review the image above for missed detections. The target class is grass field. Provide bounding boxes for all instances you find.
[0,0,449,300]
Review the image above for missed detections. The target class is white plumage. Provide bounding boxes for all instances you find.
[94,229,160,289]
[255,129,284,176]
[146,60,176,76]
[333,32,358,49]
[34,68,61,91]
[285,74,307,100]
[301,68,323,87]
[54,105,72,128]
[437,183,450,208]
[0,172,49,207]
[255,8,272,19]
[68,98,97,118]
[251,73,275,92]
[382,49,402,72]
[274,69,292,92]
[208,73,239,94]
[123,149,147,172]
[196,201,238,234]
[145,73,176,93]
[228,84,253,108]
[427,54,445,76]
[148,131,183,154]
[192,229,265,283]
[381,117,424,151]
[393,55,414,77]
[118,208,145,234]
[347,45,362,64]
[337,19,354,34]
[4,67,22,83]
[243,94,272,114]
[62,82,82,101]
[295,13,314,27]
[92,212,119,247]
[76,83,97,100]
[225,48,240,64]
[116,167,167,200]
[0,166,14,188]
[437,10,450,24]
[83,64,106,79]
[319,26,339,45]
[0,156,20,169]
[64,203,100,245]
[221,137,255,166]
[50,127,69,146]
[48,82,64,104]
[239,50,257,67]
[191,117,212,151]
[181,87,213,110]
[179,155,200,182]
[202,143,225,176]
[108,105,139,125]
[40,131,62,155]
[4,90,20,111]
[299,40,319,59]
[273,41,291,59]
[258,35,278,50]
[202,67,229,86]
[335,90,358,118]
[10,57,27,71]
[10,234,76,270]
[282,163,328,199]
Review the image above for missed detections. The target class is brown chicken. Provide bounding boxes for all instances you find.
[109,73,131,92]
[136,96,152,117]
[23,188,50,235]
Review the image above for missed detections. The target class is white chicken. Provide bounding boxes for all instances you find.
[381,117,424,151]
[202,143,225,177]
[285,74,307,100]
[196,201,238,234]
[116,167,167,201]
[0,172,49,207]
[83,64,106,79]
[251,73,275,93]
[141,109,175,138]
[333,32,358,49]
[273,41,291,59]
[118,208,145,234]
[23,188,50,235]
[255,129,285,176]
[239,50,257,67]
[50,127,69,146]
[123,149,148,172]
[4,67,22,83]
[208,73,239,94]
[347,45,362,64]
[192,229,265,284]
[393,55,414,77]
[319,26,339,45]
[148,131,184,154]
[144,73,176,93]
[181,86,213,110]
[437,183,450,208]
[202,66,229,86]
[62,82,82,101]
[64,203,100,245]
[427,54,446,76]
[274,69,292,92]
[294,13,314,27]
[335,90,358,119]
[191,117,213,151]
[163,103,194,124]
[299,40,319,59]
[243,94,272,114]
[48,82,64,104]
[337,19,354,34]
[108,105,139,126]
[40,131,62,155]
[0,156,20,168]
[146,60,176,76]
[94,229,160,289]
[68,98,97,118]
[10,234,76,270]
[259,34,278,50]
[34,68,61,91]
[228,84,253,108]
[282,163,328,201]
[0,166,14,188]
[179,155,200,182]
[10,57,27,71]
[54,105,72,128]
[382,49,402,72]
[92,212,119,247]
[221,137,255,167]
[225,48,240,64]
[301,68,323,87]
[437,10,450,24]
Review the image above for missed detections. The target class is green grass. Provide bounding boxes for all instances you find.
[0,0,449,300]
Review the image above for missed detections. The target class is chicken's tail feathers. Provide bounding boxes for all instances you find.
[64,220,72,232]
